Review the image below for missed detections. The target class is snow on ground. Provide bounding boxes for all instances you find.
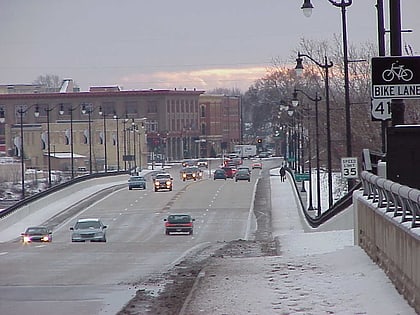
[181,169,416,315]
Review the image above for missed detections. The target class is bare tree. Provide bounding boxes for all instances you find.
[32,74,62,88]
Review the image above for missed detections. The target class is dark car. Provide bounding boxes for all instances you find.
[213,169,227,180]
[222,167,235,179]
[235,169,251,182]
[21,226,52,243]
[180,167,203,181]
[154,173,173,191]
[128,175,146,190]
[70,218,107,242]
[164,214,195,235]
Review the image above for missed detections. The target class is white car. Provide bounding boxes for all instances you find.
[70,218,107,242]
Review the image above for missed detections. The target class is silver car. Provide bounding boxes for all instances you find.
[70,218,107,242]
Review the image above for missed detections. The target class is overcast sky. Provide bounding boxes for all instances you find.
[0,0,419,92]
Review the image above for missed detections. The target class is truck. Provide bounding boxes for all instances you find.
[234,145,257,159]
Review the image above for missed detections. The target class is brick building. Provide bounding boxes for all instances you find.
[0,81,241,174]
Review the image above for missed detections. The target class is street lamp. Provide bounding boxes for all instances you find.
[67,104,82,179]
[41,103,64,188]
[81,103,94,174]
[131,119,137,170]
[295,52,334,208]
[113,111,120,172]
[17,104,40,199]
[99,106,108,173]
[300,0,352,160]
[293,89,322,214]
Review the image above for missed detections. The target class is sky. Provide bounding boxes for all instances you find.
[0,0,419,92]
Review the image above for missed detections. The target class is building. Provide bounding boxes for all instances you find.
[0,81,242,176]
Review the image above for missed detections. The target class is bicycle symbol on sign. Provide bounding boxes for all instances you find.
[382,62,414,82]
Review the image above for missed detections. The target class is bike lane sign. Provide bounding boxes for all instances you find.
[371,56,420,99]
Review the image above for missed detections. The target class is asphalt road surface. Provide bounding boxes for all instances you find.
[0,159,279,315]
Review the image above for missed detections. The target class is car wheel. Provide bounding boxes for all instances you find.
[129,187,132,190]
[155,188,158,192]
[189,230,193,235]
[165,230,170,235]
[235,179,238,182]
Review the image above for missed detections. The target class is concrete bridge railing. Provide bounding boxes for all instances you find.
[354,171,420,313]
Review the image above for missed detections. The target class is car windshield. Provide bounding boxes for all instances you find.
[129,176,144,181]
[238,170,248,174]
[26,227,48,234]
[75,221,101,229]
[156,174,170,179]
[167,215,191,223]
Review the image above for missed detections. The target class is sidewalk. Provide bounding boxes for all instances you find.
[181,169,416,314]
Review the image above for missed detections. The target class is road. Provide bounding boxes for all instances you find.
[0,159,264,315]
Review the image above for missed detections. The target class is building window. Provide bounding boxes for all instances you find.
[201,123,206,135]
[200,105,206,118]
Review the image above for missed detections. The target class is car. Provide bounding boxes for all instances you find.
[238,166,251,174]
[154,173,173,191]
[180,166,203,181]
[21,226,52,243]
[235,169,251,182]
[252,161,263,169]
[196,158,208,168]
[164,214,195,235]
[128,175,146,190]
[213,169,227,180]
[221,166,235,179]
[181,159,195,167]
[70,218,107,242]
[258,151,270,158]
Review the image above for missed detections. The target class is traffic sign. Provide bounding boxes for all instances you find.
[371,98,391,121]
[371,56,420,99]
[295,173,310,181]
[341,157,358,179]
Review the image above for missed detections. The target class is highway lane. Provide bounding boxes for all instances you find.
[0,161,260,315]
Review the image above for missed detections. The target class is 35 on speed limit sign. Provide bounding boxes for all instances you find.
[341,157,358,179]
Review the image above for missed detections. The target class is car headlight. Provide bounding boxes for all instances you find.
[23,236,31,243]
[155,182,159,186]
[166,181,171,185]
[41,236,49,242]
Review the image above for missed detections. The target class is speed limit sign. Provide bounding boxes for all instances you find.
[341,157,358,179]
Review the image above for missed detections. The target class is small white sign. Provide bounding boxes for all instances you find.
[371,98,391,121]
[341,157,358,179]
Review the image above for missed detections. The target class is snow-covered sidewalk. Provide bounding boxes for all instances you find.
[181,171,415,314]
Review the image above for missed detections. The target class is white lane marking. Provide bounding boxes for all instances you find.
[0,252,8,256]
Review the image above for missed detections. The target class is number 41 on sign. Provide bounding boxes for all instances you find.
[371,98,391,121]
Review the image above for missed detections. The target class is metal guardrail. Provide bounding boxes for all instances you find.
[360,170,420,228]
[286,166,362,228]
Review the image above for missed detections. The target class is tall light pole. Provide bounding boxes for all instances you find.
[81,103,94,174]
[113,111,120,172]
[296,52,334,208]
[68,104,81,179]
[293,89,322,214]
[17,105,40,199]
[42,104,64,187]
[99,107,108,173]
[301,0,353,160]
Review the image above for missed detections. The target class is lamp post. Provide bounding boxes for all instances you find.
[41,103,64,188]
[113,112,120,172]
[81,103,94,174]
[131,119,137,170]
[295,52,334,208]
[293,89,321,213]
[99,107,108,173]
[300,0,353,191]
[17,105,40,199]
[68,104,80,179]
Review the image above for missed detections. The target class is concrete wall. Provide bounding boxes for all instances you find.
[354,191,420,313]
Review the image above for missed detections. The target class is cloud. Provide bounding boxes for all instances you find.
[119,66,267,92]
